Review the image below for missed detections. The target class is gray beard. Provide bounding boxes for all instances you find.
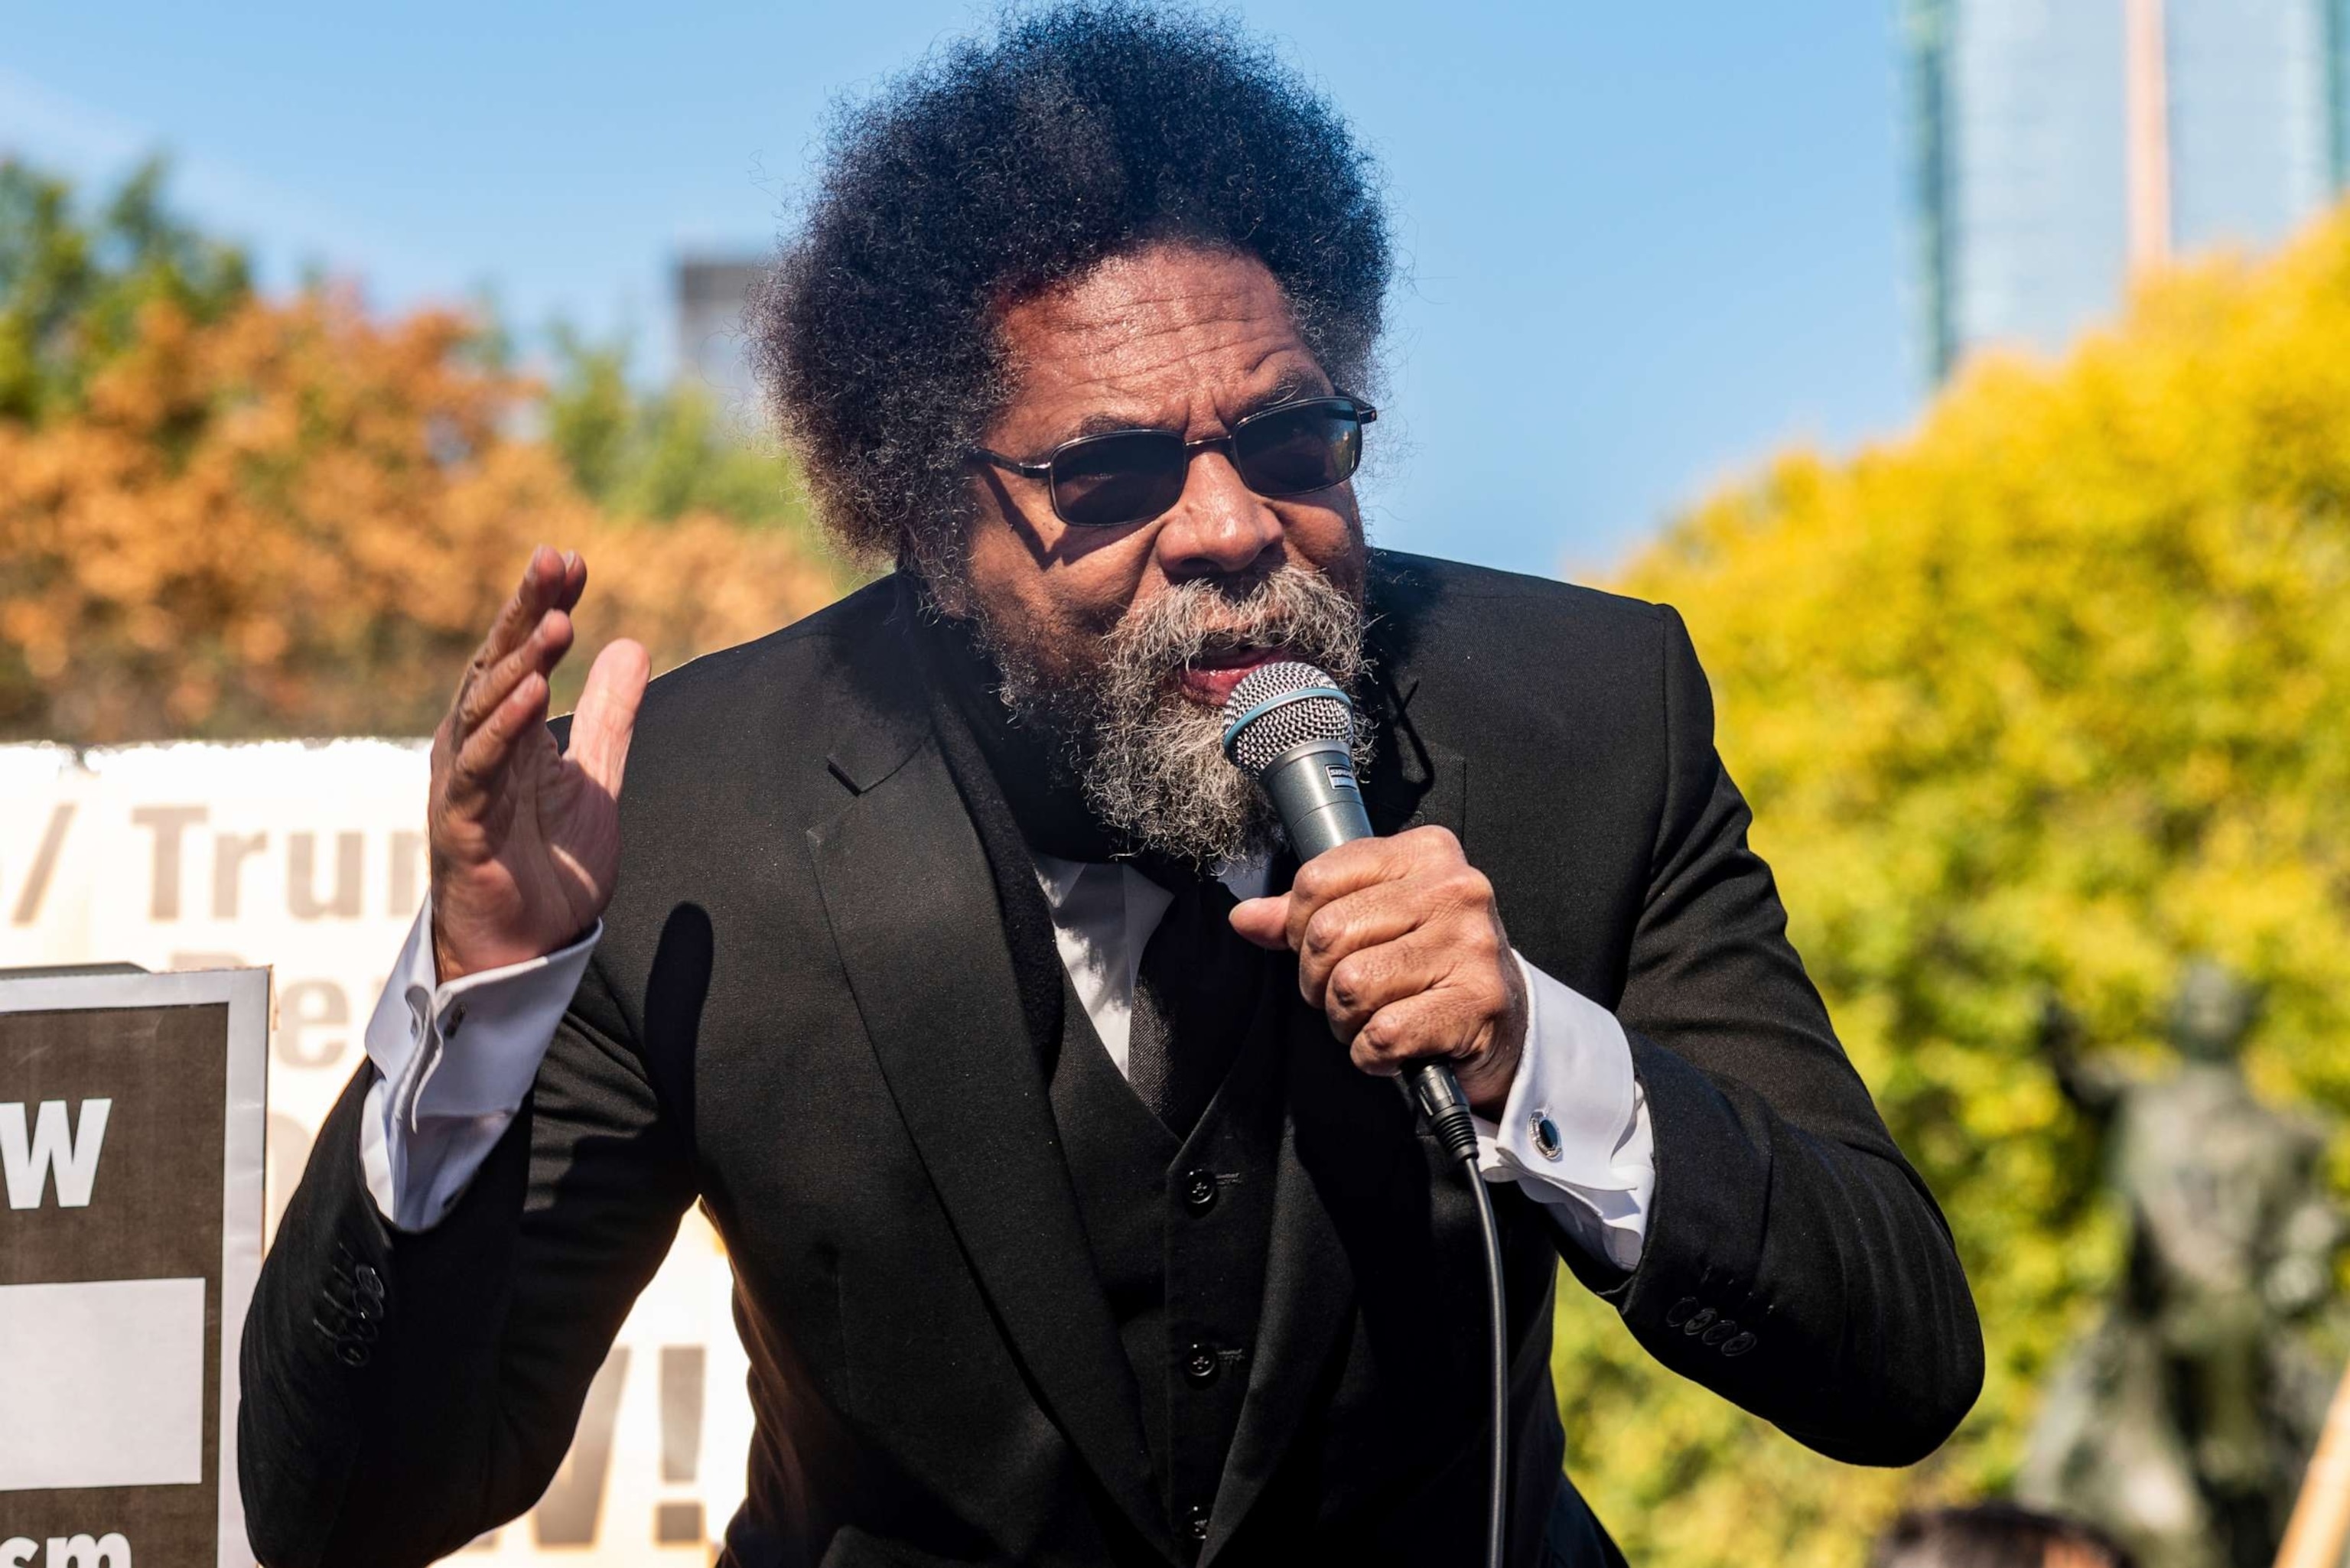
[973,564,1371,867]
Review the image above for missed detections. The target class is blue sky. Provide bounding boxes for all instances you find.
[1,2,1922,579]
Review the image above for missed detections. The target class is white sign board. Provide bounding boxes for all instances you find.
[0,743,752,1564]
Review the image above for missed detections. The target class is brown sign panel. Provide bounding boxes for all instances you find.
[0,969,268,1568]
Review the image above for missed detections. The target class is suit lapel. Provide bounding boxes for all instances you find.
[809,730,1172,1560]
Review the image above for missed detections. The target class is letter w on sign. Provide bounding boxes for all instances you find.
[0,1100,112,1209]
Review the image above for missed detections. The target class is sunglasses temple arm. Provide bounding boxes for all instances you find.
[973,447,1055,480]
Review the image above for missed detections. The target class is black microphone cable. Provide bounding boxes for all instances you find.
[1408,1064,1508,1568]
[1222,664,1509,1568]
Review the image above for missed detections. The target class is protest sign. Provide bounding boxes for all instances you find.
[0,966,267,1568]
[0,744,750,1564]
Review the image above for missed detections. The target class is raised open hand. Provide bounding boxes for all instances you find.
[428,545,649,982]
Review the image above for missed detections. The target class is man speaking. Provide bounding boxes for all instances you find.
[239,7,1981,1565]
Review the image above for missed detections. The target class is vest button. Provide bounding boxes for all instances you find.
[1180,1169,1218,1211]
[1183,1343,1220,1385]
[1184,1503,1212,1540]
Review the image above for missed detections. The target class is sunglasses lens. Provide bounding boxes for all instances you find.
[1050,431,1188,527]
[1233,402,1362,496]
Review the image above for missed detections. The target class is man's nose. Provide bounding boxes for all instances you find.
[1154,450,1284,577]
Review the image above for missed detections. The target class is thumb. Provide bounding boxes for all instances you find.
[1229,894,1293,951]
[570,638,649,799]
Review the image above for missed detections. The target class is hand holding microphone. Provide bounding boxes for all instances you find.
[1219,663,1530,1124]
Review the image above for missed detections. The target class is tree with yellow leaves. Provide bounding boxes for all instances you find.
[1559,207,2350,1564]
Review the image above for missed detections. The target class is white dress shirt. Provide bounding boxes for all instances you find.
[361,860,1655,1268]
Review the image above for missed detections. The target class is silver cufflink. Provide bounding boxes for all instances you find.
[1530,1111,1563,1161]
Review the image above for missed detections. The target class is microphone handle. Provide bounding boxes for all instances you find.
[1261,739,1482,1163]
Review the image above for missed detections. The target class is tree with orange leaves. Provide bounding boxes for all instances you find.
[0,160,845,746]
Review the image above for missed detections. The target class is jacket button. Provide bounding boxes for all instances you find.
[1184,1503,1212,1541]
[1722,1332,1757,1358]
[1664,1296,1699,1329]
[1701,1319,1736,1346]
[337,1339,371,1368]
[1682,1308,1717,1336]
[1183,1344,1220,1386]
[1180,1169,1218,1212]
[356,1264,384,1298]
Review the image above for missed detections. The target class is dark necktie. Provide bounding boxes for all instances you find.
[1126,859,1263,1137]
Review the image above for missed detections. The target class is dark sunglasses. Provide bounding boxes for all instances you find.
[972,394,1377,529]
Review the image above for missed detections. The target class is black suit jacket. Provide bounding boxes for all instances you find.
[239,553,1981,1567]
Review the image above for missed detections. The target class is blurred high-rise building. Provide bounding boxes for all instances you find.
[672,254,768,418]
[1905,0,2350,382]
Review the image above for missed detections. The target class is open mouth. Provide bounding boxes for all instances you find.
[1177,643,1285,705]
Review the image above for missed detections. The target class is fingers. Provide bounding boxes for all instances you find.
[1237,827,1488,997]
[438,546,593,813]
[1343,991,1475,1078]
[1281,826,1464,943]
[1229,894,1291,948]
[1294,880,1424,1006]
[485,545,571,663]
[454,546,586,719]
[457,607,574,737]
[1348,971,1529,1117]
[446,670,551,815]
[1229,838,1421,950]
[1319,926,1481,1042]
[569,639,650,799]
[1284,834,1422,915]
[1335,911,1528,1116]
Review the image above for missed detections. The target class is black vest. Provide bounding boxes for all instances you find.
[1049,961,1290,1551]
[913,605,1314,1550]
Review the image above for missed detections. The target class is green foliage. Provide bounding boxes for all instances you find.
[544,327,812,526]
[0,157,250,421]
[1564,210,2350,1565]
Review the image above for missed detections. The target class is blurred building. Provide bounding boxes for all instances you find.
[1905,0,2350,381]
[672,254,768,419]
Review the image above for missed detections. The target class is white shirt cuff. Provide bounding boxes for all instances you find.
[358,896,601,1231]
[1472,952,1655,1271]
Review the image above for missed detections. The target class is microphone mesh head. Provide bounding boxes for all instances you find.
[1221,661,1355,779]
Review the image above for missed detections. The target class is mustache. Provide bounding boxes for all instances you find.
[968,558,1369,865]
[1099,564,1367,688]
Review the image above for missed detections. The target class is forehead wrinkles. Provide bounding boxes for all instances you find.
[1002,252,1307,398]
[1034,288,1289,379]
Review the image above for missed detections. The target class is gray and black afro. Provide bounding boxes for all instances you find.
[750,2,1392,583]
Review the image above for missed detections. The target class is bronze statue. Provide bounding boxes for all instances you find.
[2021,961,2342,1568]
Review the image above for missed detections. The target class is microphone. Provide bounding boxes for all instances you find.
[1222,659,1510,1568]
[1219,661,1480,1163]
